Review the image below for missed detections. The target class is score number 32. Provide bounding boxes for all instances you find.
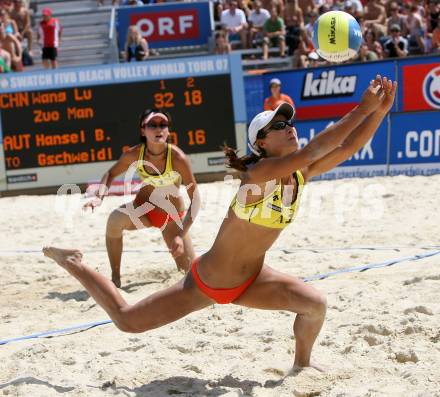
[154,78,202,108]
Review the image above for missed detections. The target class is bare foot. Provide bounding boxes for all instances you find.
[111,274,121,288]
[292,361,327,374]
[42,247,83,271]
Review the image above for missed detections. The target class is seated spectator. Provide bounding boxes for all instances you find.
[386,2,409,36]
[125,25,148,61]
[262,7,286,59]
[431,15,440,52]
[247,0,270,47]
[97,0,119,5]
[407,4,426,54]
[0,43,11,72]
[384,24,408,58]
[221,1,248,49]
[214,31,231,54]
[364,0,386,38]
[0,21,22,70]
[364,28,382,56]
[263,78,294,111]
[121,0,143,5]
[355,43,378,62]
[10,0,32,53]
[0,8,19,38]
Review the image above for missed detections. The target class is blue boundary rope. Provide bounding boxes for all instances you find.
[1,245,439,255]
[1,249,439,346]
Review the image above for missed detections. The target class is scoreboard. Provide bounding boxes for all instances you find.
[0,54,247,191]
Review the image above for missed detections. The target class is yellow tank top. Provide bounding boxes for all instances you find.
[230,170,304,229]
[136,143,181,187]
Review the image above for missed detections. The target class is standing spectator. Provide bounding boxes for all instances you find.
[297,0,315,16]
[427,1,439,33]
[10,0,32,53]
[248,0,270,47]
[407,4,426,54]
[263,78,294,110]
[214,31,231,54]
[125,25,148,61]
[364,0,387,38]
[284,0,305,55]
[221,1,248,49]
[38,8,62,69]
[386,2,409,36]
[0,22,22,70]
[304,11,317,43]
[284,0,304,28]
[384,24,408,58]
[262,7,286,59]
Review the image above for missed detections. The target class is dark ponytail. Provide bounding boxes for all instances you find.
[222,144,266,172]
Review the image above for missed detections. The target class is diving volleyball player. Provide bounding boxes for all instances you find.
[45,75,396,369]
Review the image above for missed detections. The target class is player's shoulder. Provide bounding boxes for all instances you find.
[121,144,142,161]
[169,144,188,163]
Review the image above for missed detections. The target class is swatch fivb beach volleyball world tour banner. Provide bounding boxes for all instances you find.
[244,56,440,178]
[116,2,213,50]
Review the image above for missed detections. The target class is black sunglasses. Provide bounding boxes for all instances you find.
[259,119,294,136]
[143,122,169,129]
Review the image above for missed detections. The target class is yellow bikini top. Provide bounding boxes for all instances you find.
[230,170,304,229]
[137,143,181,187]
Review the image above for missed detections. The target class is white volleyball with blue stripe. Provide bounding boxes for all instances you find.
[312,11,362,63]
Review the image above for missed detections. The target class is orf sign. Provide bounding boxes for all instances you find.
[131,10,199,42]
[117,2,213,49]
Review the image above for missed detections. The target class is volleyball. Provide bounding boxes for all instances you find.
[312,11,362,63]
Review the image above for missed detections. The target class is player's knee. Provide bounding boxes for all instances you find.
[106,211,125,237]
[307,292,327,317]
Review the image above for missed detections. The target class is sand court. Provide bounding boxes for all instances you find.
[1,175,440,396]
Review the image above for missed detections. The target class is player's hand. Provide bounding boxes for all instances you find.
[377,77,397,115]
[83,196,102,212]
[358,75,384,114]
[170,236,184,259]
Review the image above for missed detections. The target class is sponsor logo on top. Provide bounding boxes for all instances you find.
[302,71,357,99]
[130,10,199,42]
[423,66,440,109]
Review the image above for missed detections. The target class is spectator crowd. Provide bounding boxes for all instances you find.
[1,0,439,72]
[213,0,440,66]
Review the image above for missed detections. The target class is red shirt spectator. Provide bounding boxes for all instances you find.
[39,9,62,48]
[38,8,62,69]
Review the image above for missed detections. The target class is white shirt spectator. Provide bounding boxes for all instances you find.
[248,8,270,28]
[221,8,247,29]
